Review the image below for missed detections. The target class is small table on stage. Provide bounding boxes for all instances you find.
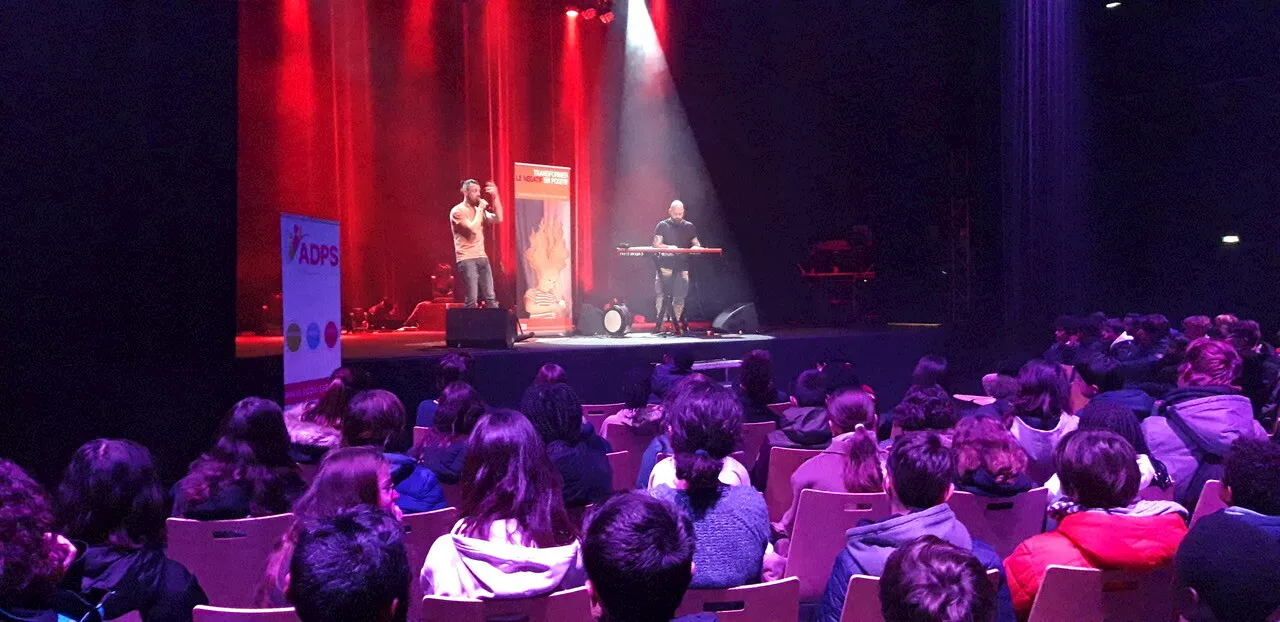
[615,246,723,335]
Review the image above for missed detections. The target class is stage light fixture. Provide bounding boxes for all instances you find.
[1222,235,1240,244]
[1105,2,1121,8]
[581,7,597,20]
[602,303,633,337]
[599,11,614,23]
[566,6,579,17]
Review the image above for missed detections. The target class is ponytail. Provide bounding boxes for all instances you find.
[676,448,725,499]
[842,425,885,493]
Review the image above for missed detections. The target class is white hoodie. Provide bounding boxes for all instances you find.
[421,519,585,600]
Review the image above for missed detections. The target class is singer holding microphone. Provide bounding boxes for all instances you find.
[450,179,503,308]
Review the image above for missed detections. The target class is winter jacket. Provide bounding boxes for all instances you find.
[956,467,1036,498]
[1092,389,1157,421]
[282,402,341,458]
[548,424,614,508]
[417,438,469,485]
[0,591,104,622]
[1222,506,1280,540]
[1003,501,1188,619]
[651,484,770,589]
[1142,388,1265,508]
[820,504,1015,622]
[1010,413,1079,485]
[650,363,693,402]
[736,387,788,424]
[750,406,833,488]
[76,545,208,622]
[421,519,586,599]
[777,433,886,534]
[170,468,306,521]
[601,404,664,437]
[385,451,448,514]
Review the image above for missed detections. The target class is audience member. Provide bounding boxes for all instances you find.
[521,382,613,508]
[1183,315,1212,341]
[821,432,1013,622]
[411,381,485,484]
[172,397,305,520]
[55,440,208,621]
[416,352,474,428]
[650,347,696,402]
[1114,314,1172,374]
[1176,512,1280,622]
[635,374,719,488]
[992,360,1077,484]
[1229,319,1280,425]
[0,458,95,621]
[648,381,769,588]
[882,356,951,438]
[750,369,834,486]
[343,390,446,513]
[1073,354,1154,421]
[421,409,585,598]
[1143,338,1266,508]
[1043,315,1088,365]
[1003,431,1187,618]
[288,506,410,622]
[1220,438,1280,534]
[892,385,958,438]
[602,367,664,436]
[1044,401,1168,502]
[737,349,788,423]
[286,367,370,462]
[880,536,998,622]
[534,362,568,385]
[582,493,717,622]
[1210,313,1239,339]
[775,387,884,537]
[1099,317,1126,351]
[258,446,402,606]
[952,415,1034,498]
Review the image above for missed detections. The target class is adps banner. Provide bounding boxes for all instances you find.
[281,214,342,405]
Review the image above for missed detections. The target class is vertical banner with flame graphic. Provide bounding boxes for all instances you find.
[514,163,573,335]
[281,214,342,405]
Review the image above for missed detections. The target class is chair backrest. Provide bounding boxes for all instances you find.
[114,612,143,622]
[764,447,824,522]
[167,513,296,607]
[1190,479,1226,527]
[422,586,592,622]
[946,488,1049,559]
[193,606,299,622]
[601,422,656,460]
[739,421,778,470]
[840,571,1002,622]
[440,483,464,510]
[403,507,461,622]
[1028,565,1104,622]
[785,490,893,602]
[767,402,791,417]
[582,403,626,435]
[413,425,432,447]
[674,577,800,622]
[606,451,636,492]
[1099,566,1177,622]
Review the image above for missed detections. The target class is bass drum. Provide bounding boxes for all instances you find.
[602,303,633,337]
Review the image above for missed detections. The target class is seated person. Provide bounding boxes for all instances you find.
[1073,354,1155,421]
[288,507,410,622]
[821,432,1013,622]
[650,348,696,403]
[1176,512,1280,622]
[1219,438,1280,536]
[751,369,834,487]
[533,362,567,385]
[421,410,585,599]
[583,493,718,622]
[172,397,305,520]
[635,374,725,489]
[775,388,884,537]
[286,367,370,462]
[879,356,948,439]
[648,381,769,588]
[952,414,1035,498]
[736,349,788,424]
[343,390,446,514]
[521,382,613,508]
[410,381,485,485]
[1182,315,1212,341]
[1043,401,1169,502]
[981,359,1078,484]
[416,353,473,428]
[1042,315,1090,366]
[1003,430,1188,618]
[880,536,998,622]
[890,385,958,441]
[602,367,664,436]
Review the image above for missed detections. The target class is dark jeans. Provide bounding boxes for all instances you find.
[457,257,497,308]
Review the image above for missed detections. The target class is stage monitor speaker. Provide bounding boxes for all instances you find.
[712,303,759,334]
[446,308,516,348]
[578,304,605,336]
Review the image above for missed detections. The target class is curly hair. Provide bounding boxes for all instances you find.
[952,415,1029,485]
[1179,338,1242,388]
[0,459,65,603]
[892,385,956,432]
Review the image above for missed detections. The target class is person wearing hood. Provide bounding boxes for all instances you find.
[821,432,1015,622]
[411,381,486,485]
[1142,338,1268,509]
[54,440,208,622]
[1219,438,1280,538]
[952,415,1035,498]
[342,390,447,514]
[750,369,834,488]
[521,383,613,508]
[421,409,586,599]
[1003,430,1188,620]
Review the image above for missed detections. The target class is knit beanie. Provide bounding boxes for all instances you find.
[1175,512,1280,622]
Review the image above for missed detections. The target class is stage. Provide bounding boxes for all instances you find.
[234,324,946,417]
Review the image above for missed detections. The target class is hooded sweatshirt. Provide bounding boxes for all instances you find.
[821,504,1015,622]
[1142,389,1265,508]
[1003,501,1188,619]
[77,545,207,622]
[750,406,833,488]
[1010,413,1079,485]
[421,519,586,600]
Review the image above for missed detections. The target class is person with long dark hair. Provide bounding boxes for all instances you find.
[285,367,371,462]
[342,390,446,514]
[415,352,474,428]
[420,409,584,599]
[257,446,401,606]
[520,382,613,508]
[648,380,769,588]
[736,349,788,423]
[410,381,486,484]
[173,397,306,520]
[55,440,208,621]
[997,359,1078,484]
[601,367,665,436]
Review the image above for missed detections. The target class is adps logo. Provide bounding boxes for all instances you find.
[284,224,339,266]
[287,225,308,261]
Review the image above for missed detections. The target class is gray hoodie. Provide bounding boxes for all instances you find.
[1142,393,1265,507]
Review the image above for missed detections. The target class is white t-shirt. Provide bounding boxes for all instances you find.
[647,455,750,490]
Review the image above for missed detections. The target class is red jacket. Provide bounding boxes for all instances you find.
[1003,510,1187,619]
